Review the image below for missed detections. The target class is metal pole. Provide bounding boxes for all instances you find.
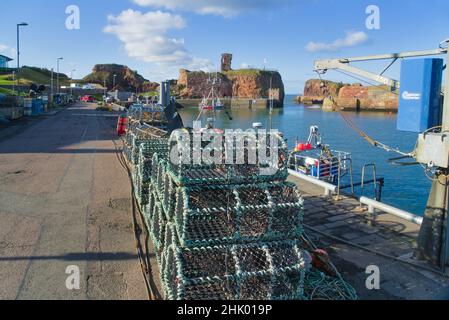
[441,42,449,130]
[57,59,60,94]
[12,71,15,95]
[50,68,54,105]
[269,73,273,131]
[16,25,19,69]
[56,57,63,95]
[433,43,449,272]
[70,69,75,96]
[440,45,449,272]
[417,42,449,272]
[16,24,19,95]
[16,23,28,96]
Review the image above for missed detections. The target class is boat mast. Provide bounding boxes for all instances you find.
[269,72,274,131]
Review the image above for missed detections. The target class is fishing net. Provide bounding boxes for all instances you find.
[303,269,358,300]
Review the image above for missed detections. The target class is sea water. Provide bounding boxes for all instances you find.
[179,95,430,216]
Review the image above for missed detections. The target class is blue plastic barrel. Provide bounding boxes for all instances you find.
[31,99,43,116]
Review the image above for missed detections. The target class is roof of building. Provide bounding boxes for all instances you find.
[0,54,13,62]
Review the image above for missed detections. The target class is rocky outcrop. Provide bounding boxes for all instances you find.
[142,81,160,93]
[296,79,399,112]
[83,64,159,92]
[296,79,345,105]
[177,69,285,105]
[336,85,398,111]
[178,70,232,98]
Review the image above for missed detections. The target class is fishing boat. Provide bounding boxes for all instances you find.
[199,98,224,111]
[288,126,352,185]
[199,98,213,111]
[288,125,385,201]
[199,74,225,111]
[212,97,224,109]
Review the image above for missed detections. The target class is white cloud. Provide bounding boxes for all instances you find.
[133,0,289,17]
[104,9,213,79]
[305,31,369,53]
[0,45,16,58]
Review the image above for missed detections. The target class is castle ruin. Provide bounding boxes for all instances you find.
[221,53,233,72]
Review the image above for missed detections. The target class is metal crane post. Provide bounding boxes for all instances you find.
[443,47,449,271]
[313,41,449,271]
[442,46,449,131]
[417,44,449,272]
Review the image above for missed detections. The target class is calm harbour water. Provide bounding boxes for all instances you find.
[178,95,430,216]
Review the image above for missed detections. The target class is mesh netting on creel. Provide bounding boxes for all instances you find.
[128,106,167,124]
[124,118,357,301]
[172,183,304,247]
[162,173,177,220]
[167,129,289,186]
[134,170,150,206]
[136,139,169,190]
[162,240,306,300]
[124,117,169,165]
[150,201,166,260]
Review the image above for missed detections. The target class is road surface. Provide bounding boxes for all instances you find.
[0,103,148,300]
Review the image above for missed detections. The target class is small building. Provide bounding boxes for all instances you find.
[0,54,13,68]
[82,84,96,90]
[82,83,105,90]
[107,90,134,102]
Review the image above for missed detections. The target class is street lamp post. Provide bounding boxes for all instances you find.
[70,69,76,96]
[16,22,28,96]
[113,74,117,89]
[12,71,15,95]
[57,57,63,94]
[50,68,54,104]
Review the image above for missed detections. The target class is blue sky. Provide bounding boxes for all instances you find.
[1,0,448,93]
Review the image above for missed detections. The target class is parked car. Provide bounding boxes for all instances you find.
[81,95,96,103]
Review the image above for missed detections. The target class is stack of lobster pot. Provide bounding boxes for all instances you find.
[144,128,312,300]
[123,109,357,300]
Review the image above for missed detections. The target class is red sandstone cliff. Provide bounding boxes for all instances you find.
[336,85,398,111]
[296,79,344,104]
[178,69,285,104]
[296,79,398,112]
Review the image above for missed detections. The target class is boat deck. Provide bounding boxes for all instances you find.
[288,174,449,299]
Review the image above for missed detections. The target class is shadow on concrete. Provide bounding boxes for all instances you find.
[0,252,154,262]
[0,104,122,154]
[303,194,419,252]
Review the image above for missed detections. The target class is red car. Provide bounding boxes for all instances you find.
[81,95,96,103]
